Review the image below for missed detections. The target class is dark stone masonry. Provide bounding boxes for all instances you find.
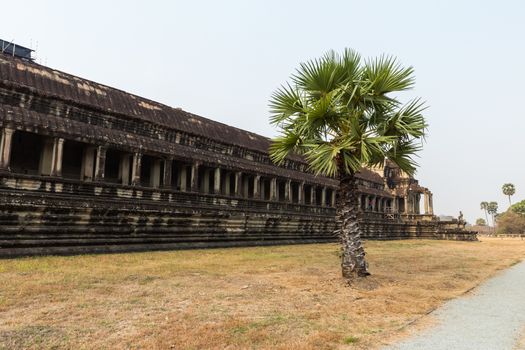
[0,52,476,257]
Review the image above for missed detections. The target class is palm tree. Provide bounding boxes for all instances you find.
[269,49,427,280]
[480,201,489,225]
[487,201,498,228]
[502,183,515,205]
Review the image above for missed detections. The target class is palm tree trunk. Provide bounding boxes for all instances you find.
[484,209,489,226]
[336,166,370,280]
[509,195,512,206]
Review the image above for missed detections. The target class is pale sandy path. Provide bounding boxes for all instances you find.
[385,260,525,350]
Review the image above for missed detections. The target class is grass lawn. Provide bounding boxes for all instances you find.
[1,237,525,349]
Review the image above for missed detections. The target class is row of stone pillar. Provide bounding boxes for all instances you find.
[1,130,68,177]
[402,191,433,215]
[0,128,337,206]
[359,195,394,213]
[359,193,434,215]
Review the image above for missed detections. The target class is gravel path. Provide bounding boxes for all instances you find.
[385,260,525,350]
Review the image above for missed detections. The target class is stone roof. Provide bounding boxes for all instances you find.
[357,168,384,184]
[0,53,389,188]
[0,54,301,159]
[409,182,427,193]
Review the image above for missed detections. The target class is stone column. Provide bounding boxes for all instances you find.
[404,195,409,214]
[235,171,243,197]
[285,180,291,202]
[40,137,63,176]
[150,159,162,188]
[311,186,316,206]
[357,195,362,210]
[331,190,336,207]
[321,187,327,206]
[163,159,173,188]
[392,197,398,213]
[253,175,261,199]
[94,146,106,181]
[364,196,370,211]
[214,168,221,194]
[51,138,64,177]
[270,178,277,201]
[119,154,131,185]
[0,128,14,170]
[131,152,142,186]
[190,162,199,192]
[298,182,305,204]
[378,197,382,212]
[429,192,434,215]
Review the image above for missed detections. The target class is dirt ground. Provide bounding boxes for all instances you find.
[1,237,525,350]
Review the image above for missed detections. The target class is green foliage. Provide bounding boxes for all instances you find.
[487,202,498,215]
[343,336,359,344]
[480,202,488,210]
[502,183,516,205]
[475,218,486,226]
[269,49,427,177]
[497,211,525,235]
[502,183,516,197]
[510,200,525,216]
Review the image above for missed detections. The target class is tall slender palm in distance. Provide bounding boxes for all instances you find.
[480,201,489,225]
[487,201,498,228]
[269,49,427,281]
[502,183,515,205]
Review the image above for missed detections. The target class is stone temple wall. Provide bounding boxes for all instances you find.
[0,174,476,258]
[0,53,476,257]
[0,175,338,257]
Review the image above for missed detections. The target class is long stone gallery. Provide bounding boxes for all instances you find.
[0,47,476,257]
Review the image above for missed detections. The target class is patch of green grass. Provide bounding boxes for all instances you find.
[229,314,291,337]
[343,335,359,344]
[231,325,249,335]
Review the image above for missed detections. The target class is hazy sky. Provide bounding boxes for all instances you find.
[2,0,524,222]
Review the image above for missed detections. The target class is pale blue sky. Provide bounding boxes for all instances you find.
[3,0,524,222]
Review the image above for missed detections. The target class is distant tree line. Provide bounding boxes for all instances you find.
[477,183,518,232]
[478,183,525,235]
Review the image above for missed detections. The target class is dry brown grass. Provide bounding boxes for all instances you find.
[1,237,525,350]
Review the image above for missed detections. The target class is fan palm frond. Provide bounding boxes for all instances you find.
[270,48,426,179]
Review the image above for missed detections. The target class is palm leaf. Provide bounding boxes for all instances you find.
[269,48,427,179]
